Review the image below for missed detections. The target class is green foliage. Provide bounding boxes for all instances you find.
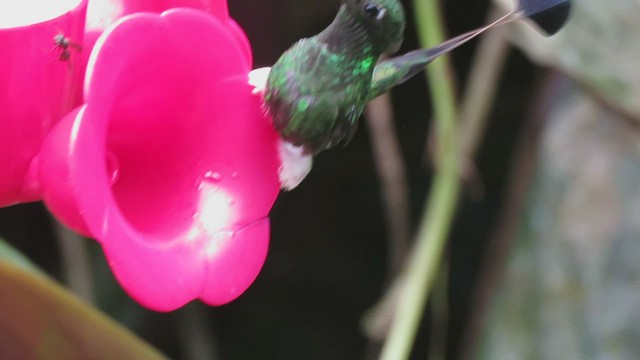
[0,239,167,360]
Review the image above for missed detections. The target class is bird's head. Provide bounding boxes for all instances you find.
[343,0,406,54]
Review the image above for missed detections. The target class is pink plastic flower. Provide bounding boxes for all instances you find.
[0,0,282,311]
[0,0,87,206]
[80,0,251,88]
[63,8,280,310]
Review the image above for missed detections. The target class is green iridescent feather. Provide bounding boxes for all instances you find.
[265,0,406,153]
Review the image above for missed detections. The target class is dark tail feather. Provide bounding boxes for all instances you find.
[518,0,571,35]
[369,1,571,98]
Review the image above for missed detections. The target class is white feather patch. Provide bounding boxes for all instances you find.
[278,140,313,191]
[248,67,271,95]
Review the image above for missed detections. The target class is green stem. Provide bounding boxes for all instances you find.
[379,0,461,358]
[428,257,450,360]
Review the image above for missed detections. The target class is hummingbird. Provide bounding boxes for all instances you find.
[262,0,571,188]
[264,0,571,155]
[265,0,407,154]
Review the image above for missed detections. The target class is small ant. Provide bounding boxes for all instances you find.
[52,33,81,61]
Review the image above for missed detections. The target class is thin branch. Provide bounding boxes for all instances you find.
[51,215,94,304]
[459,7,512,159]
[365,92,411,277]
[176,303,220,360]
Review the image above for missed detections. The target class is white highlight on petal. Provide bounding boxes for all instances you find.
[0,0,82,28]
[187,181,235,258]
[86,0,123,31]
[198,185,233,235]
[278,140,313,191]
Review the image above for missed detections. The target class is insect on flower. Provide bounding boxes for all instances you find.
[52,33,81,61]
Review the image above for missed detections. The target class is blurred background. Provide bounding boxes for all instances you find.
[2,0,639,359]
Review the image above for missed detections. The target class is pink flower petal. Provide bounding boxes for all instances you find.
[0,0,87,206]
[64,9,278,310]
[83,0,251,87]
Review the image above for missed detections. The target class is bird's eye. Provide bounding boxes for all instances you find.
[363,3,386,20]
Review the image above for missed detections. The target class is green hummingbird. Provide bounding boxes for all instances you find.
[264,0,571,156]
[265,0,406,154]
